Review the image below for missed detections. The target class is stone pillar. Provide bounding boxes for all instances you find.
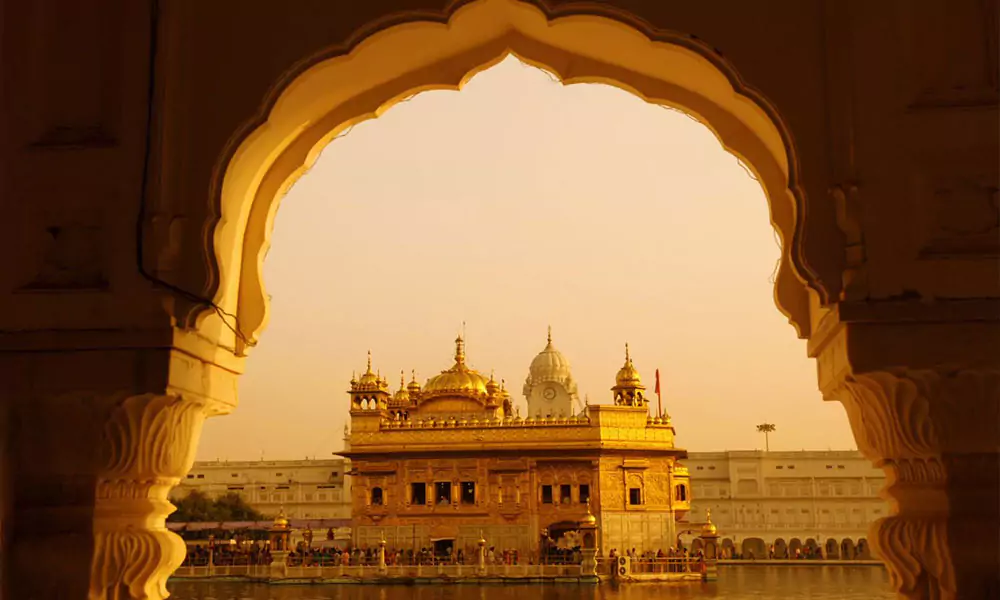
[578,513,599,580]
[5,388,226,600]
[476,532,487,576]
[698,517,719,582]
[836,367,1000,600]
[377,533,388,576]
[1,319,240,599]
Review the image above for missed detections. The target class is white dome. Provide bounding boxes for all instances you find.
[524,328,578,396]
[529,341,572,380]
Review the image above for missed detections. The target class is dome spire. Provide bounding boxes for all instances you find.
[366,350,373,374]
[625,342,631,364]
[454,335,466,366]
[547,325,553,347]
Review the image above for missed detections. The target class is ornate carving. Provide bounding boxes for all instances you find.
[837,368,999,462]
[834,368,1000,599]
[90,394,215,600]
[870,516,953,600]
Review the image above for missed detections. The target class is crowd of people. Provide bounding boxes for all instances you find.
[181,543,556,568]
[602,547,706,574]
[181,543,272,567]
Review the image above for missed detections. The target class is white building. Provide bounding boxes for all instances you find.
[685,450,886,559]
[171,458,352,520]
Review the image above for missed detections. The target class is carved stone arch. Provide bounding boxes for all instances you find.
[207,0,821,353]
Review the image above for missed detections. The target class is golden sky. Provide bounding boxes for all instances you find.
[196,56,857,461]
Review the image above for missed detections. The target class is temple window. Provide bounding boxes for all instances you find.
[629,487,643,505]
[460,481,476,504]
[435,482,452,505]
[411,482,427,505]
[371,487,384,505]
[560,484,572,504]
[676,484,688,501]
[579,484,590,505]
[541,485,554,504]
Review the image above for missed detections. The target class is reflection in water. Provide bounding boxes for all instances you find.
[167,566,894,600]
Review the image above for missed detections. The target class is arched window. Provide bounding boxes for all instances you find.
[371,487,384,506]
[676,484,688,501]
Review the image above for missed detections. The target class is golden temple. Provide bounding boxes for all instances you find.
[340,332,691,558]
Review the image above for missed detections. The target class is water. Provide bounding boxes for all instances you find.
[167,566,895,599]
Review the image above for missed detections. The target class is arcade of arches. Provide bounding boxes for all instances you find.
[0,1,997,599]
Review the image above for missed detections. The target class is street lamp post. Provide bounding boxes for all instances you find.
[756,423,776,451]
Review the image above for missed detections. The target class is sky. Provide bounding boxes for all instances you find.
[196,56,857,461]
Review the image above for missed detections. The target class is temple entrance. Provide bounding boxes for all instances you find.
[541,522,583,564]
[432,539,456,562]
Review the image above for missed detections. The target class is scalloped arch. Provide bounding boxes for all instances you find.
[213,0,817,354]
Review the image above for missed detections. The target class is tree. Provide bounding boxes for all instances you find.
[756,422,776,451]
[169,490,266,522]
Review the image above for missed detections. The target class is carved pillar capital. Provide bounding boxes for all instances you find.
[834,367,1000,600]
[5,389,225,600]
[90,393,219,600]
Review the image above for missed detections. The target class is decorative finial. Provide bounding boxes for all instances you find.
[706,508,713,523]
[547,325,552,345]
[411,368,417,381]
[455,334,466,365]
[400,370,406,388]
[367,350,373,373]
[625,342,631,362]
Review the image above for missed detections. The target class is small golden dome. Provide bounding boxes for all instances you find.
[357,351,379,385]
[701,509,717,536]
[394,371,410,402]
[615,343,643,387]
[486,371,500,395]
[580,500,597,526]
[422,336,492,398]
[407,369,422,394]
[273,508,289,529]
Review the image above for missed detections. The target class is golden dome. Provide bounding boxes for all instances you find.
[393,371,410,403]
[614,343,643,387]
[407,369,422,394]
[422,336,491,398]
[701,509,717,536]
[273,508,289,529]
[486,371,500,395]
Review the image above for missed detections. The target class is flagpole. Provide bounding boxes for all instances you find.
[656,368,663,418]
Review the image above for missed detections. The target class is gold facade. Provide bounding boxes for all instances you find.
[340,336,691,556]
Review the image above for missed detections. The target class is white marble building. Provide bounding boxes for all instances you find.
[685,450,886,558]
[171,458,352,521]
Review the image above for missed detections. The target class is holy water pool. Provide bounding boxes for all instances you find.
[168,565,894,599]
